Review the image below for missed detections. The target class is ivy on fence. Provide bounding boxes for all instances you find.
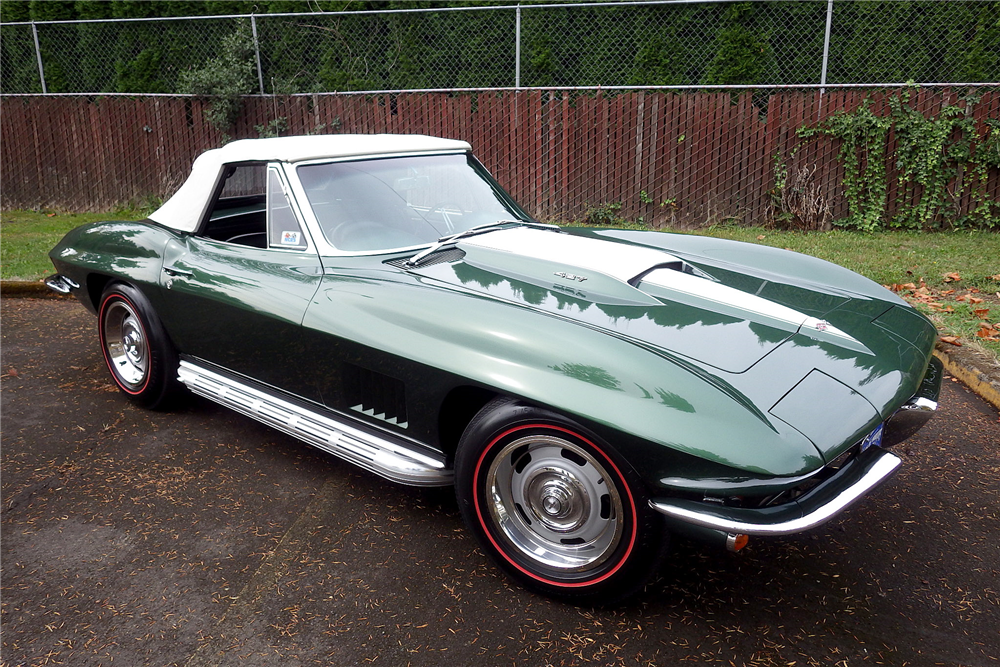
[797,88,999,231]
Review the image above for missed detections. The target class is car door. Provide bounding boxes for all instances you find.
[158,163,324,398]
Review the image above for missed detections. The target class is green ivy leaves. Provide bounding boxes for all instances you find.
[798,89,998,231]
[798,100,891,232]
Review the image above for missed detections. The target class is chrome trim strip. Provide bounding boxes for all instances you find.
[649,451,901,536]
[177,360,452,487]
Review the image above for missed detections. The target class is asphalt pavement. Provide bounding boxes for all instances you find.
[2,297,999,667]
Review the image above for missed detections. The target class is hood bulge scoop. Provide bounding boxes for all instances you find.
[418,227,868,372]
[461,225,683,282]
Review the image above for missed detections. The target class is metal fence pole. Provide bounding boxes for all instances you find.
[251,15,266,95]
[515,5,521,89]
[820,0,834,96]
[30,22,47,94]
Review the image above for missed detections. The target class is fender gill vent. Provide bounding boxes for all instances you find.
[344,364,408,428]
[386,247,466,269]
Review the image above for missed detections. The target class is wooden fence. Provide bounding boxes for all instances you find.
[1,90,997,228]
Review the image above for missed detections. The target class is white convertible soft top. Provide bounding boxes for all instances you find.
[149,134,472,232]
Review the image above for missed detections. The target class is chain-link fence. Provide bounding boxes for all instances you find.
[2,1,998,95]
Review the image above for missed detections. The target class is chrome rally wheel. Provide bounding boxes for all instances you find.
[98,283,178,409]
[485,434,625,574]
[102,298,150,390]
[455,398,666,603]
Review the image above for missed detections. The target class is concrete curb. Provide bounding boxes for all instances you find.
[2,280,998,413]
[933,345,1000,412]
[0,280,68,298]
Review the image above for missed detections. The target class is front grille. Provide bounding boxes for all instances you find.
[826,442,860,471]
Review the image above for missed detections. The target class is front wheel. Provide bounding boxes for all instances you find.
[98,283,178,409]
[455,398,667,603]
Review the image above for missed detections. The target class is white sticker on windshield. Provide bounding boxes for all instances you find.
[281,231,301,245]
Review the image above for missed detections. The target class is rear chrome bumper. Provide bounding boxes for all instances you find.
[650,447,901,536]
[44,274,79,294]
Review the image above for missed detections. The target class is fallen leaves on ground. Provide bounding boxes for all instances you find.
[956,294,985,304]
[886,280,999,347]
[888,281,956,313]
[976,322,1000,342]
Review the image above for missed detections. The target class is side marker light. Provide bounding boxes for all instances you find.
[726,533,749,552]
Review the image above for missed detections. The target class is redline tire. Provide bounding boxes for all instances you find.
[98,283,178,409]
[455,398,667,603]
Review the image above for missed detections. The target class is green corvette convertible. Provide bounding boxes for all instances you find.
[47,134,941,602]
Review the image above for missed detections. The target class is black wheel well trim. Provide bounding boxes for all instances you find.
[86,272,117,313]
[437,385,499,461]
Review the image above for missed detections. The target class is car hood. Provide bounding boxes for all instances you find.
[415,226,868,373]
[410,227,935,463]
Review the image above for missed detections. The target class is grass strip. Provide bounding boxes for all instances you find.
[1,210,148,281]
[3,210,997,358]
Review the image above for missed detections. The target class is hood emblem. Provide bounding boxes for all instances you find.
[554,271,587,283]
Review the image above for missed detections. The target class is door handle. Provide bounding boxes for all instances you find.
[163,266,194,278]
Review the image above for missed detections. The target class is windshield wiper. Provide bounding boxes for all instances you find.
[404,220,559,268]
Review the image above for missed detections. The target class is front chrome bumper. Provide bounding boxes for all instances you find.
[650,356,942,538]
[649,447,901,536]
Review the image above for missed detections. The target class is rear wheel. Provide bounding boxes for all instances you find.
[98,283,178,409]
[455,398,666,603]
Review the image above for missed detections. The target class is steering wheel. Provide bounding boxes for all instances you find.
[427,202,466,234]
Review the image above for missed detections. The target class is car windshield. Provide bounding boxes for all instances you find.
[296,154,526,252]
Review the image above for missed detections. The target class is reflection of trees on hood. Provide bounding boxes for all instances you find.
[450,263,595,311]
[748,321,795,346]
[760,282,848,319]
[597,303,743,330]
[550,290,592,312]
[450,262,505,290]
[510,281,548,307]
